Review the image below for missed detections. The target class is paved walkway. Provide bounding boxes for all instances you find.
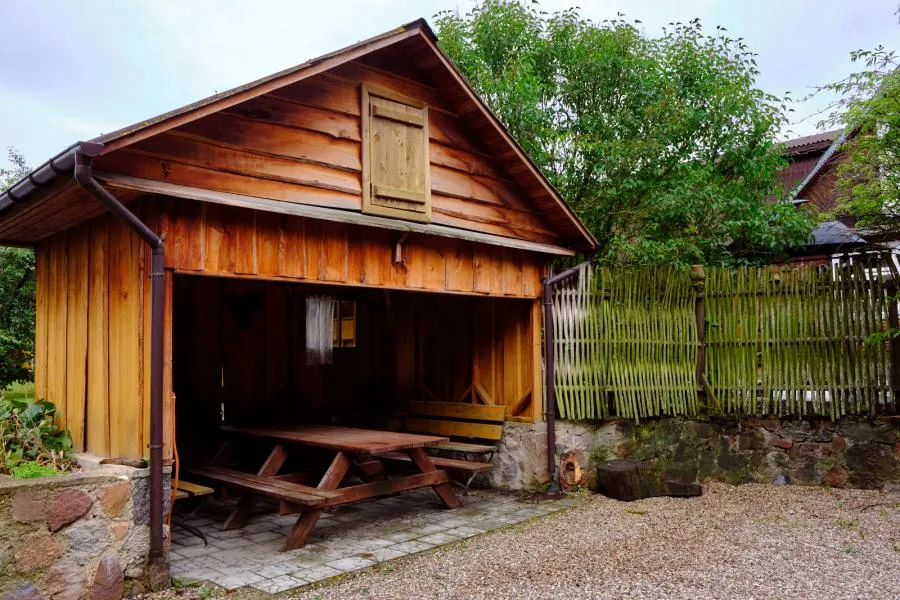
[169,489,576,594]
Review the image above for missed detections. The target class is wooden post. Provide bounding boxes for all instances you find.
[691,265,707,411]
[887,280,900,406]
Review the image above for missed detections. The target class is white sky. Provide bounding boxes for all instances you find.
[0,0,897,167]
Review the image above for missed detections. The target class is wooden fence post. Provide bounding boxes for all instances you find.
[887,280,900,406]
[690,265,710,413]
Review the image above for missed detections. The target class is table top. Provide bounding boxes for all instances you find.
[221,424,449,455]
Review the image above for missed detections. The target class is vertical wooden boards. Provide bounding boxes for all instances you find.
[162,201,544,298]
[361,85,431,222]
[108,220,143,458]
[65,227,90,451]
[33,242,50,401]
[46,233,68,429]
[530,299,543,421]
[394,300,416,402]
[87,219,110,456]
[162,270,174,461]
[264,283,289,420]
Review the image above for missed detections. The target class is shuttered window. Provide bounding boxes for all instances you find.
[361,85,431,222]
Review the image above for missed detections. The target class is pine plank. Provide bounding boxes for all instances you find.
[86,219,110,456]
[65,227,90,451]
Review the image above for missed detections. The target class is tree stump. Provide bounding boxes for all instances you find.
[595,459,701,501]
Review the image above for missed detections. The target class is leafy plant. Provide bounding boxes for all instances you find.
[435,1,814,267]
[0,396,76,475]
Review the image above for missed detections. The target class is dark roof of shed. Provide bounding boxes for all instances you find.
[782,129,842,155]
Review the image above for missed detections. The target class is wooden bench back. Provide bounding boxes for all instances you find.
[404,402,505,442]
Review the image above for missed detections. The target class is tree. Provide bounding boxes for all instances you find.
[435,1,814,266]
[0,147,35,388]
[819,10,899,240]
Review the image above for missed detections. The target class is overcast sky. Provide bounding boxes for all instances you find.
[1,0,897,168]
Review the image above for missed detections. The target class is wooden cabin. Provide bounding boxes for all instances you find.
[0,20,595,463]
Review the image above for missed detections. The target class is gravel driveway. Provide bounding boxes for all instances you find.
[284,483,898,600]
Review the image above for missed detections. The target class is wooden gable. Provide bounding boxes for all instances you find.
[90,48,579,251]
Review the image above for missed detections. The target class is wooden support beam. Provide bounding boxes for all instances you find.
[472,381,495,405]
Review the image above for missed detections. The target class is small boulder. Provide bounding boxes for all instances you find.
[822,465,848,488]
[48,489,93,532]
[92,556,124,600]
[99,481,131,518]
[14,533,61,572]
[11,489,49,523]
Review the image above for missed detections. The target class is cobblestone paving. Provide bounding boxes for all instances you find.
[169,490,575,595]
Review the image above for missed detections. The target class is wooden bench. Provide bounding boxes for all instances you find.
[401,401,505,493]
[171,479,215,545]
[186,464,341,508]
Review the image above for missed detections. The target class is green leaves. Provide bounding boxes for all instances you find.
[0,148,35,389]
[435,1,813,266]
[0,395,76,475]
[820,42,899,238]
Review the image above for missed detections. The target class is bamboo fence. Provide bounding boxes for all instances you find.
[551,254,898,421]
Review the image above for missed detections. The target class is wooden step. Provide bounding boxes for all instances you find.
[429,441,496,455]
[381,452,494,473]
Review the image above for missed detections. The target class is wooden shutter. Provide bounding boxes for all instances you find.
[361,85,431,222]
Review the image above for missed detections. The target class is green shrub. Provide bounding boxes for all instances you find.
[10,460,60,479]
[0,396,76,475]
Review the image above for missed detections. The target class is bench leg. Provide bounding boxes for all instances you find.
[223,444,288,531]
[408,448,461,509]
[283,451,351,551]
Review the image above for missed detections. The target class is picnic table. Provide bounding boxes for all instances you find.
[186,424,461,550]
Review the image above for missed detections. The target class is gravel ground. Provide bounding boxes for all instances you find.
[155,483,899,600]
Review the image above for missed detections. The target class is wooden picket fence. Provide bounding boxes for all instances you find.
[551,254,899,421]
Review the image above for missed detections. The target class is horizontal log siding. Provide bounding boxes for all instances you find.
[93,65,564,247]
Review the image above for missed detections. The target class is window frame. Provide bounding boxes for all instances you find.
[332,299,357,348]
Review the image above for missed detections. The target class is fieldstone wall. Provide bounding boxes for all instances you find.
[0,457,170,599]
[491,417,899,492]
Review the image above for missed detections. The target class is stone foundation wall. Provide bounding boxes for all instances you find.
[491,417,899,492]
[0,457,170,599]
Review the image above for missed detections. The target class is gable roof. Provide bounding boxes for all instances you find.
[0,19,596,252]
[781,129,842,156]
[787,128,849,205]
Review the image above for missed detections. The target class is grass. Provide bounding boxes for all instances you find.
[1,380,35,401]
[11,461,61,479]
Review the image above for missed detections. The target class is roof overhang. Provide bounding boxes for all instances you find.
[96,172,576,256]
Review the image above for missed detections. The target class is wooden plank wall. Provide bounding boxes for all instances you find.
[161,200,544,299]
[92,58,565,247]
[393,294,541,420]
[35,197,546,460]
[35,209,173,460]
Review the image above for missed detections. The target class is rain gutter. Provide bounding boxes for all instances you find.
[2,141,167,566]
[541,263,588,485]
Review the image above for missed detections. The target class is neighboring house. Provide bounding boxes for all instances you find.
[779,129,868,261]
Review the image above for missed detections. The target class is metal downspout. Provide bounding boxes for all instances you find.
[541,263,587,485]
[73,144,167,565]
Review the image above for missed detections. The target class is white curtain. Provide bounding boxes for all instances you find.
[306,295,337,365]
